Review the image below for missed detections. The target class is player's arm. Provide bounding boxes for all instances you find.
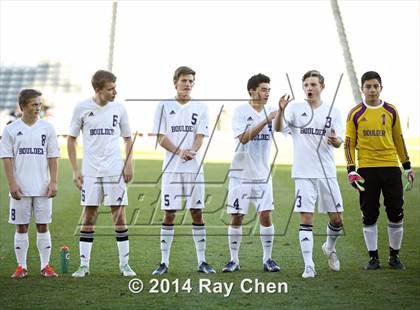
[122,136,134,183]
[392,110,414,190]
[47,157,58,198]
[2,157,23,200]
[239,111,277,144]
[344,111,364,191]
[274,94,291,132]
[67,135,83,190]
[157,134,187,159]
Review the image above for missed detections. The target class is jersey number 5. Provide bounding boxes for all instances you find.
[191,113,198,125]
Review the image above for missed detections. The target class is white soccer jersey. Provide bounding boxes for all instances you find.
[69,98,131,177]
[230,104,277,180]
[152,98,209,173]
[283,101,343,178]
[0,119,60,196]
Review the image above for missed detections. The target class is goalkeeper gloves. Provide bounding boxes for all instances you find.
[348,171,365,191]
[403,169,414,191]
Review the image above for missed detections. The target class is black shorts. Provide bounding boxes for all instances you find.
[357,167,404,224]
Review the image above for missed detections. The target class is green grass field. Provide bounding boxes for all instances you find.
[0,160,419,309]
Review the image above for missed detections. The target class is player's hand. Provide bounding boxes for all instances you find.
[9,182,23,200]
[348,171,365,191]
[327,129,342,148]
[266,111,278,123]
[47,181,58,198]
[72,170,84,190]
[279,94,291,111]
[123,161,134,183]
[183,149,197,161]
[403,169,414,191]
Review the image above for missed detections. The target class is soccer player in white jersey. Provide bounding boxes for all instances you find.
[222,73,283,273]
[68,70,136,277]
[275,70,344,278]
[0,89,60,278]
[151,66,215,275]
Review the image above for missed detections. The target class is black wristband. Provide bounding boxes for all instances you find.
[402,162,411,170]
[347,165,356,173]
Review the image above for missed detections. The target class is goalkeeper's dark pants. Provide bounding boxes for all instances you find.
[357,167,404,226]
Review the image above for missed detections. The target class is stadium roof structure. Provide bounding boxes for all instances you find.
[0,61,80,109]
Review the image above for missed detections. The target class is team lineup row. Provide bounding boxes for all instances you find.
[0,66,414,279]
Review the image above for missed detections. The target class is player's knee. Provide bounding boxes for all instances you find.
[16,224,29,234]
[190,208,203,224]
[329,213,343,227]
[362,214,378,226]
[386,208,404,223]
[300,212,313,225]
[36,223,48,233]
[259,211,272,226]
[164,210,176,224]
[230,214,243,227]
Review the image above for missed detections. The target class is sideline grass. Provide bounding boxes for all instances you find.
[0,160,419,309]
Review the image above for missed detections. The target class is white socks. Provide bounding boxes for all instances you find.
[363,224,378,251]
[260,225,274,262]
[160,224,174,266]
[36,231,51,270]
[299,224,314,267]
[387,221,403,251]
[14,232,29,270]
[326,222,342,251]
[192,224,206,265]
[79,230,94,267]
[228,226,242,263]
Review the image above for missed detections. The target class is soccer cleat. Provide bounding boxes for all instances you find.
[72,265,90,277]
[302,265,316,278]
[152,263,168,275]
[120,264,136,277]
[11,265,28,279]
[222,260,240,272]
[388,255,406,270]
[263,258,281,272]
[364,257,380,270]
[348,171,365,191]
[197,262,216,274]
[322,242,340,271]
[40,265,58,277]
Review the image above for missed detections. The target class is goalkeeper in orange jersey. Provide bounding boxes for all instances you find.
[344,71,414,270]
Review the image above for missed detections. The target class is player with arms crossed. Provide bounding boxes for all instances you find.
[222,73,281,273]
[68,70,136,277]
[151,66,215,275]
[344,71,414,270]
[1,89,60,278]
[275,70,344,278]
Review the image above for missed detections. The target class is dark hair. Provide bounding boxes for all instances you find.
[361,71,382,87]
[247,73,270,94]
[18,89,42,109]
[173,66,195,82]
[91,70,117,91]
[302,70,324,85]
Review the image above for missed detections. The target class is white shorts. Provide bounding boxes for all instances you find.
[81,176,128,206]
[9,197,52,225]
[161,173,205,210]
[227,177,274,215]
[293,178,343,214]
